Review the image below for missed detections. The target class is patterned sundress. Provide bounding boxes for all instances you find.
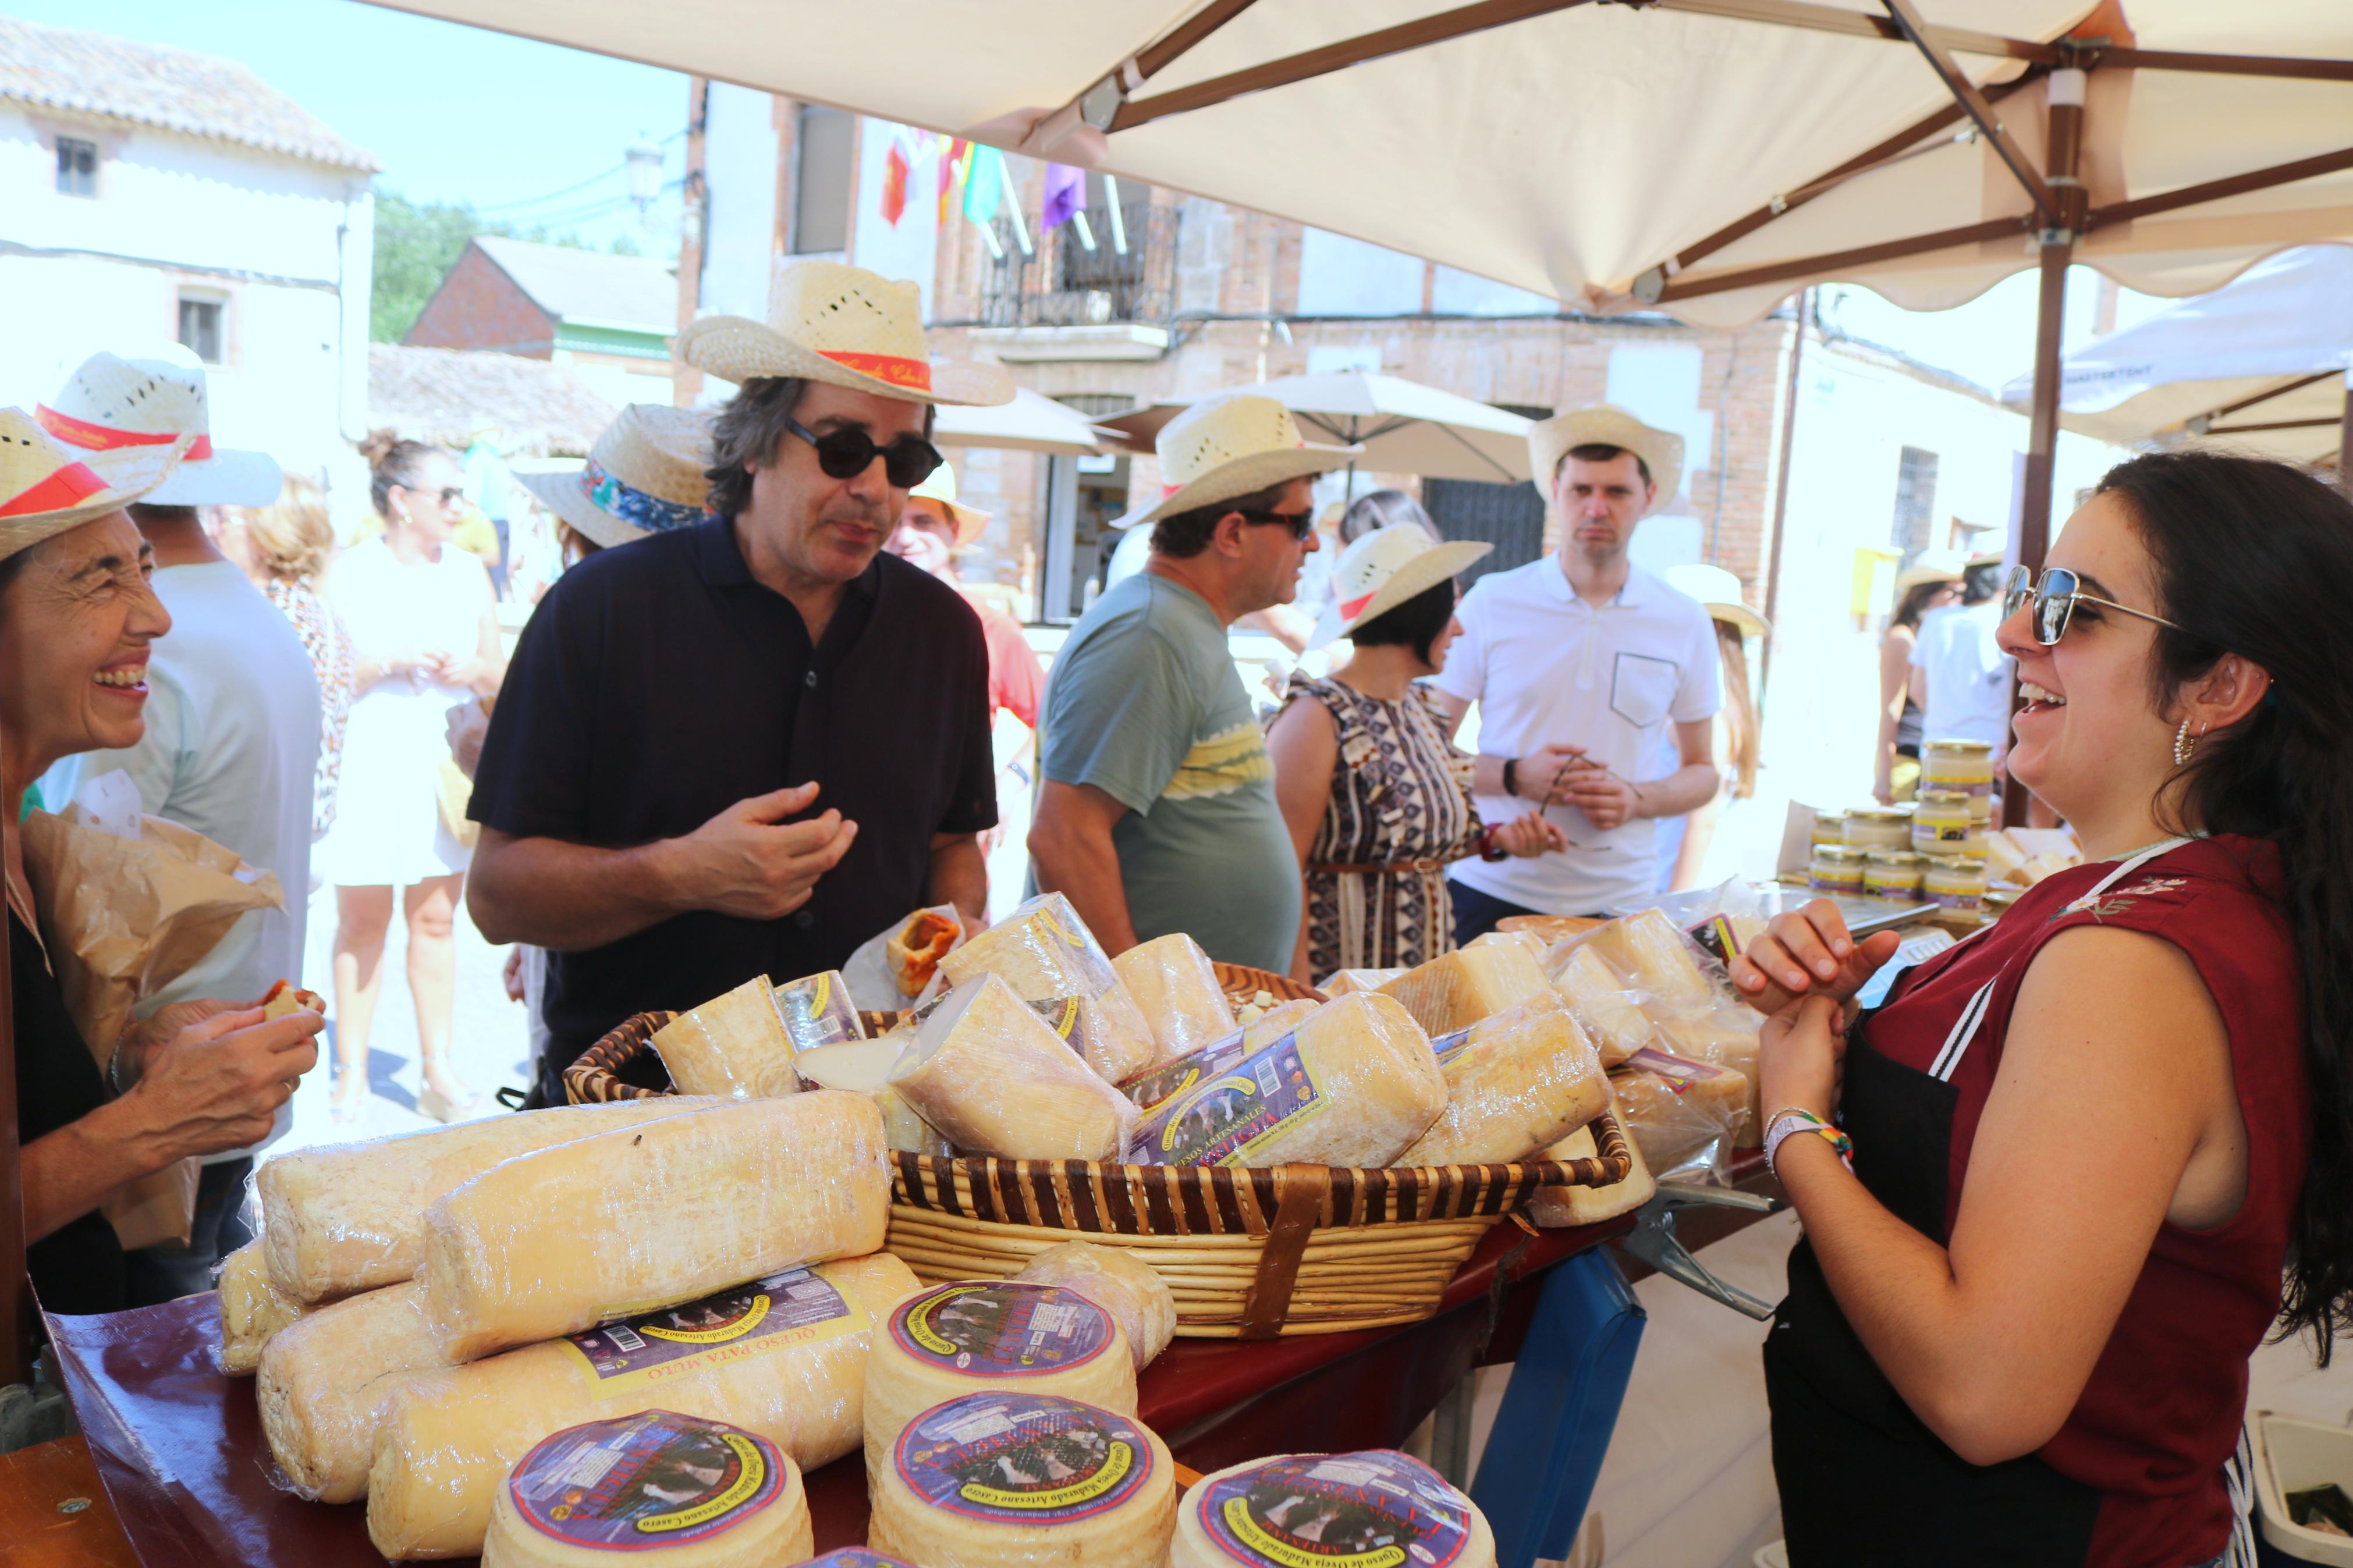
[264,576,357,840]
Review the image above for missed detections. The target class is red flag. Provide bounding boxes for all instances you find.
[881,134,910,226]
[939,137,969,225]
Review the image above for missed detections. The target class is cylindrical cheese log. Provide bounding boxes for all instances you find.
[864,1281,1136,1477]
[1375,942,1552,1037]
[1397,992,1610,1167]
[1528,1103,1656,1228]
[258,1098,722,1304]
[419,1091,889,1362]
[869,1393,1174,1568]
[219,1237,306,1376]
[1173,1449,1495,1568]
[368,1253,917,1560]
[938,892,1157,1083]
[1112,933,1235,1067]
[652,976,804,1100]
[258,1281,451,1502]
[889,974,1136,1160]
[1126,993,1445,1168]
[481,1411,811,1568]
[1546,942,1656,1066]
[1012,1243,1176,1370]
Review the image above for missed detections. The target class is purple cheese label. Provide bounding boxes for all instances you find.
[893,1393,1153,1525]
[1127,1032,1324,1167]
[508,1410,782,1549]
[805,1553,923,1568]
[562,1267,857,1395]
[1122,1026,1254,1114]
[890,1282,1115,1377]
[1196,1449,1472,1568]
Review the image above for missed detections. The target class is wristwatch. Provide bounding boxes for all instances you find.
[1502,757,1520,799]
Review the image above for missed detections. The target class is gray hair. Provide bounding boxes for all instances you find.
[704,376,939,521]
[1340,489,1439,546]
[1151,481,1294,560]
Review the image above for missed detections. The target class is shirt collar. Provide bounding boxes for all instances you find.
[1543,554,1646,609]
[694,514,883,603]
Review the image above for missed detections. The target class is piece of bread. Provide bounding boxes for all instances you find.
[885,911,961,998]
[260,979,325,1019]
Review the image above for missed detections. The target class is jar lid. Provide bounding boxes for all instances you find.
[1917,790,1972,806]
[1813,845,1869,863]
[1865,851,1926,866]
[1983,887,2022,908]
[1846,808,1910,824]
[1922,854,1982,870]
[1923,739,1996,754]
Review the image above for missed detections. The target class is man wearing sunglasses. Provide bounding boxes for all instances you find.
[466,261,1017,1106]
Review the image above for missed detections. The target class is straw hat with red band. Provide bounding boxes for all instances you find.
[39,349,282,507]
[1111,393,1361,531]
[905,459,990,547]
[0,408,194,562]
[678,259,1014,408]
[1308,522,1493,650]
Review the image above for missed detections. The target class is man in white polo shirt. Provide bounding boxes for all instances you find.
[1428,406,1723,935]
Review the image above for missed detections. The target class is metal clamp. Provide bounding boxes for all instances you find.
[1616,1182,1783,1320]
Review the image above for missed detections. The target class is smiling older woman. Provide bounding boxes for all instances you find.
[0,413,322,1314]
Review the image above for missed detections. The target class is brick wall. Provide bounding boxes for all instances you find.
[405,241,556,358]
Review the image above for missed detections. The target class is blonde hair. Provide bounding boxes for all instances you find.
[1715,620,1759,799]
[242,474,336,582]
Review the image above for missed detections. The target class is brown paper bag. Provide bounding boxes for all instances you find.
[19,803,284,1250]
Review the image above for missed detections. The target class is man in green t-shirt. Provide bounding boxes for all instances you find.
[1030,395,1360,972]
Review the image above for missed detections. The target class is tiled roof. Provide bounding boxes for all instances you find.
[0,17,375,172]
[369,344,619,458]
[474,237,676,335]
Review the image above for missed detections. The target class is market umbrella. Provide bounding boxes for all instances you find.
[1093,371,1534,483]
[932,385,1103,456]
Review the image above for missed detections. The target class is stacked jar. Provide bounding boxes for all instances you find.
[1809,845,1869,898]
[1842,807,1912,851]
[1863,850,1928,904]
[1921,739,1997,823]
[1925,855,1989,911]
[1912,791,1985,859]
[1811,809,1847,850]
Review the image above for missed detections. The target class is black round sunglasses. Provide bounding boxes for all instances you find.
[786,415,943,490]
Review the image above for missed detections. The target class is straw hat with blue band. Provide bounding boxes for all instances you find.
[517,404,716,550]
[39,348,281,507]
[679,259,1014,409]
[1111,393,1361,531]
[0,408,194,562]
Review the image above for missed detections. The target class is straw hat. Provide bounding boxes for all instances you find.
[0,408,193,562]
[1309,523,1492,650]
[678,259,1014,407]
[1528,404,1683,509]
[1663,562,1769,638]
[905,460,990,547]
[38,349,282,507]
[1893,548,1966,596]
[516,404,715,551]
[1112,393,1361,531]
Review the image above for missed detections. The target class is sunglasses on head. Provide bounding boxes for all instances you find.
[1237,507,1316,541]
[785,416,942,490]
[2002,564,2186,646]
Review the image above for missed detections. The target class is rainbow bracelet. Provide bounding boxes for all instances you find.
[1764,1107,1854,1178]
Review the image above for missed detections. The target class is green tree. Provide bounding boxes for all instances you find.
[370,191,656,343]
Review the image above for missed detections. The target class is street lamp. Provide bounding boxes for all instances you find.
[625,140,663,214]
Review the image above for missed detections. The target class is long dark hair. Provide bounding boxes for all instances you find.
[2100,450,2353,1359]
[1890,578,1952,633]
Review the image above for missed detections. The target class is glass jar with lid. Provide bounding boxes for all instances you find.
[1863,850,1928,903]
[1810,809,1847,849]
[1982,886,2022,920]
[1924,854,1988,910]
[1922,739,1996,815]
[1841,808,1912,851]
[1912,791,1986,858]
[1809,844,1869,897]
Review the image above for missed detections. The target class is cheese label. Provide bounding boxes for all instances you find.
[1127,1032,1325,1167]
[890,1282,1115,1377]
[1429,1023,1478,1069]
[507,1411,783,1549]
[1195,1450,1472,1568]
[805,1553,923,1567]
[1122,1027,1252,1113]
[563,1267,863,1396]
[1617,1048,1727,1097]
[894,1393,1154,1524]
[776,971,862,1052]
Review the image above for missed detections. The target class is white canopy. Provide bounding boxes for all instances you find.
[932,385,1102,455]
[1095,371,1534,481]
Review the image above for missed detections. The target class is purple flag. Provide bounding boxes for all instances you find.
[1042,162,1085,230]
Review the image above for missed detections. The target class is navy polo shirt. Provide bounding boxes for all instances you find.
[470,516,996,1095]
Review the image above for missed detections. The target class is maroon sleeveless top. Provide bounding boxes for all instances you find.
[1871,833,2307,1563]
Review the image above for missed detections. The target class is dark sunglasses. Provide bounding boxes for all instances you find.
[786,416,942,489]
[1237,508,1316,541]
[2002,564,2185,646]
[398,483,467,508]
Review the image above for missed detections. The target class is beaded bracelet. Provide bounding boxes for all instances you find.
[1764,1106,1854,1178]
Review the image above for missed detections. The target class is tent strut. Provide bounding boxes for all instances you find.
[1648,0,2054,62]
[1879,0,2058,223]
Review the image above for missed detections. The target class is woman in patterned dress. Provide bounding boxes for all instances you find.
[1268,525,1565,983]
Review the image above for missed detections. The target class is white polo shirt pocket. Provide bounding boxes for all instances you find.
[1610,651,1681,731]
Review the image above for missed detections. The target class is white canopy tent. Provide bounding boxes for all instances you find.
[1094,371,1535,483]
[932,385,1104,456]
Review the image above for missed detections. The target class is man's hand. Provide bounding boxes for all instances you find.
[446,699,491,778]
[670,783,858,921]
[502,947,527,1003]
[1557,766,1641,830]
[1513,744,1591,806]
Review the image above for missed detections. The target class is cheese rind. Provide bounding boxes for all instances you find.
[1112,933,1236,1067]
[1173,1449,1493,1568]
[218,1238,305,1375]
[367,1253,916,1560]
[1318,967,1405,997]
[257,1281,450,1502]
[652,976,803,1100]
[889,974,1137,1160]
[1376,943,1551,1037]
[938,893,1157,1082]
[1545,941,1656,1066]
[1396,992,1609,1167]
[1527,1107,1656,1228]
[418,1093,889,1362]
[1011,1243,1176,1370]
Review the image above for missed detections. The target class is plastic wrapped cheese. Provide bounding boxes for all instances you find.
[1528,1103,1656,1228]
[1012,1243,1176,1370]
[794,1039,953,1156]
[1172,1449,1493,1568]
[1119,998,1317,1115]
[1609,1048,1751,1175]
[219,1238,306,1375]
[258,1098,722,1304]
[1318,967,1406,997]
[1657,1008,1765,1148]
[1588,908,1717,1013]
[1545,941,1656,1067]
[868,1393,1174,1568]
[652,976,803,1100]
[1126,993,1445,1168]
[1111,933,1236,1066]
[258,1281,450,1502]
[939,892,1157,1082]
[368,1253,917,1560]
[1396,993,1609,1167]
[418,1093,889,1362]
[775,969,866,1054]
[864,1281,1137,1474]
[1376,942,1551,1037]
[480,1411,810,1568]
[1467,929,1549,965]
[888,974,1137,1160]
[806,1555,921,1568]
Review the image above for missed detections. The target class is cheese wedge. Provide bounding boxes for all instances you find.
[1318,967,1406,997]
[1396,993,1609,1167]
[1588,908,1716,1013]
[1013,1243,1176,1371]
[794,1039,952,1156]
[1173,1449,1493,1568]
[1656,1009,1765,1147]
[775,969,866,1054]
[368,1254,914,1560]
[1546,941,1656,1066]
[1112,933,1236,1067]
[888,975,1136,1160]
[258,1281,450,1503]
[652,976,803,1100]
[1376,943,1550,1037]
[1608,1050,1751,1173]
[939,893,1156,1082]
[1466,929,1549,965]
[218,1238,305,1376]
[418,1093,889,1363]
[1527,1106,1656,1228]
[258,1098,723,1304]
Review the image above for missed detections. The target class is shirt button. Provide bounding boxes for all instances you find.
[793,910,815,929]
[804,670,818,688]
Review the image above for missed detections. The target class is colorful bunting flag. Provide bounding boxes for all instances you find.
[881,131,911,227]
[1042,162,1085,230]
[939,137,969,225]
[962,144,1005,226]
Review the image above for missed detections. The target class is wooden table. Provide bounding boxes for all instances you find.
[0,1433,141,1568]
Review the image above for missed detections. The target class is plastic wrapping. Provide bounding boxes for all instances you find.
[888,973,1138,1160]
[258,1097,725,1304]
[1526,1103,1656,1228]
[1013,1242,1179,1370]
[257,1280,450,1503]
[1587,906,1719,1014]
[1654,1006,1765,1148]
[773,969,865,1054]
[218,1238,307,1376]
[1608,1048,1752,1179]
[367,1254,914,1560]
[1543,940,1655,1067]
[1465,929,1549,965]
[479,1410,812,1568]
[1375,942,1552,1037]
[845,904,967,1011]
[651,976,804,1100]
[1172,1449,1495,1568]
[1396,992,1609,1167]
[791,1039,952,1155]
[939,893,1158,1083]
[417,1092,890,1363]
[868,1393,1175,1568]
[1318,966,1406,997]
[1117,998,1322,1114]
[1111,932,1237,1066]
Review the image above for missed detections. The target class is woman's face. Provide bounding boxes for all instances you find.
[0,512,172,775]
[390,452,466,546]
[1923,582,1958,616]
[1421,612,1465,676]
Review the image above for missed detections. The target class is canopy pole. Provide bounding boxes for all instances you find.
[1759,289,1809,703]
[1,721,26,1389]
[2340,370,2353,499]
[2018,66,2088,574]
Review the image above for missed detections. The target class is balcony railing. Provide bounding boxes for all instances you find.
[978,201,1180,328]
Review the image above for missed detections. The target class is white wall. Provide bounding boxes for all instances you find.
[1297,227,1424,317]
[696,81,780,324]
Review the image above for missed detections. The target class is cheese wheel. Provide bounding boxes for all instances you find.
[218,1237,305,1375]
[938,893,1156,1082]
[419,1091,889,1362]
[796,1039,953,1156]
[1588,908,1716,1012]
[368,1253,917,1560]
[1376,943,1550,1037]
[1126,993,1444,1168]
[652,976,803,1100]
[481,1410,811,1568]
[1173,1449,1495,1568]
[888,975,1135,1160]
[1528,1103,1656,1228]
[864,1281,1135,1475]
[1111,933,1236,1067]
[1608,1050,1751,1172]
[258,1281,450,1502]
[258,1098,722,1304]
[1397,991,1610,1167]
[869,1393,1174,1568]
[1546,941,1656,1066]
[1012,1243,1176,1370]
[777,969,867,1053]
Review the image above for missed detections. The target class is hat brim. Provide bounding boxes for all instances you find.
[679,316,1014,407]
[1110,443,1362,531]
[0,436,192,562]
[140,446,283,507]
[1705,601,1771,639]
[1892,566,1963,595]
[1308,539,1493,650]
[516,468,648,552]
[1530,410,1683,510]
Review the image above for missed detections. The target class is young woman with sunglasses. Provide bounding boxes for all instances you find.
[1731,451,2353,1566]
